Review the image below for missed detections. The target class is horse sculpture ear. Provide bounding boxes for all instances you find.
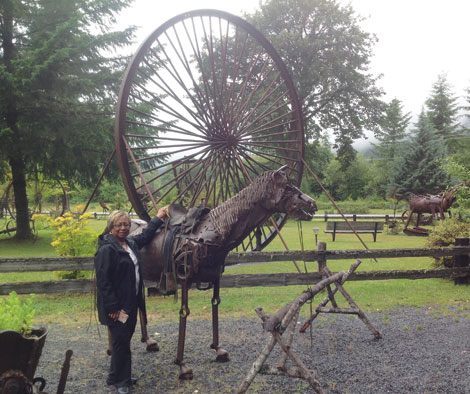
[273,166,288,186]
[269,167,288,206]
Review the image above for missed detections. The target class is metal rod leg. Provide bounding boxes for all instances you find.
[139,308,159,351]
[175,281,193,379]
[210,278,229,362]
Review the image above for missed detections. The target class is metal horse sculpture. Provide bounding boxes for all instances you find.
[402,183,468,234]
[132,166,317,379]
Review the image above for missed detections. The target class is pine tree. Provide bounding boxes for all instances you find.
[464,84,470,127]
[390,111,448,197]
[373,98,411,161]
[0,0,135,238]
[425,74,460,149]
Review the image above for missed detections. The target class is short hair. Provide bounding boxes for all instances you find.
[106,210,131,233]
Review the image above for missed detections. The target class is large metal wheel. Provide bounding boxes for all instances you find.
[115,9,304,251]
[3,176,68,220]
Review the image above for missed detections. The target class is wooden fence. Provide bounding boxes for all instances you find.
[1,241,470,295]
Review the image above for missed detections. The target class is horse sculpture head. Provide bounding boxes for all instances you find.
[206,166,317,250]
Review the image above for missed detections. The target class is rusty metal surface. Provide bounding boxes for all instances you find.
[402,183,469,232]
[133,167,316,378]
[139,167,316,285]
[114,9,304,252]
[0,328,47,381]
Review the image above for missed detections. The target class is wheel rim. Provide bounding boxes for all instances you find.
[5,177,68,220]
[115,9,304,251]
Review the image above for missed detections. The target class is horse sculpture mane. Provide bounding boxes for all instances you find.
[206,168,295,251]
[209,170,279,238]
[130,166,317,379]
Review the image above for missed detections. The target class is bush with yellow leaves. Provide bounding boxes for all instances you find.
[33,205,98,279]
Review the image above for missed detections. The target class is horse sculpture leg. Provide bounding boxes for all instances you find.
[139,308,159,352]
[211,278,229,362]
[175,280,193,379]
[404,209,414,230]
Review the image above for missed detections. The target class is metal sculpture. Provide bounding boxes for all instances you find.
[131,167,317,379]
[402,183,467,234]
[114,9,305,253]
[109,9,312,379]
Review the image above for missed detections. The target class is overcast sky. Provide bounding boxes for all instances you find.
[118,0,470,132]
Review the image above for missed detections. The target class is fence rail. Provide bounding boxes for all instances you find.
[1,244,469,295]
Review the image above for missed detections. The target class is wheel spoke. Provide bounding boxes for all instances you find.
[115,10,304,251]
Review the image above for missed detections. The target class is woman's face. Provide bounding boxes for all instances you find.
[109,216,131,242]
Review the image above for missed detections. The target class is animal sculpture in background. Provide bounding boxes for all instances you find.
[402,183,468,234]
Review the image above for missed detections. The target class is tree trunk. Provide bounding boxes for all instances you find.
[3,1,32,239]
[9,156,33,239]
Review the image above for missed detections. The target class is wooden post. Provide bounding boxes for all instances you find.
[317,242,327,274]
[317,242,337,308]
[454,238,470,285]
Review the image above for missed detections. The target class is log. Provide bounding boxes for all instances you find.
[225,246,470,265]
[260,364,305,378]
[277,309,299,369]
[237,335,277,394]
[263,271,344,332]
[254,307,323,393]
[1,245,469,272]
[269,330,323,393]
[0,257,93,272]
[0,279,94,295]
[2,267,470,295]
[316,306,360,314]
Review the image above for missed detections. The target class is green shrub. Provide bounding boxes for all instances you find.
[426,218,470,268]
[0,292,36,334]
[110,192,131,211]
[314,194,383,214]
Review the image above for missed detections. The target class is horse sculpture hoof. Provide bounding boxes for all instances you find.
[215,347,229,362]
[178,364,193,380]
[145,339,159,352]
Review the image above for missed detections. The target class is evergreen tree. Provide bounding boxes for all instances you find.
[464,84,470,128]
[425,74,460,150]
[0,0,135,238]
[373,98,411,161]
[444,83,470,179]
[390,111,448,197]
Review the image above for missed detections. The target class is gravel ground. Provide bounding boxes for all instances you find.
[35,306,470,394]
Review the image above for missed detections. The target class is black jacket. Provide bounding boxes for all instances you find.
[94,216,163,325]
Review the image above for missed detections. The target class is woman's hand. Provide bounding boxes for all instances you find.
[108,310,120,321]
[157,205,170,219]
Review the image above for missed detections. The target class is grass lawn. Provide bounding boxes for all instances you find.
[1,216,469,327]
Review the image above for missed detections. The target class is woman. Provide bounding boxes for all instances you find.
[94,207,168,394]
